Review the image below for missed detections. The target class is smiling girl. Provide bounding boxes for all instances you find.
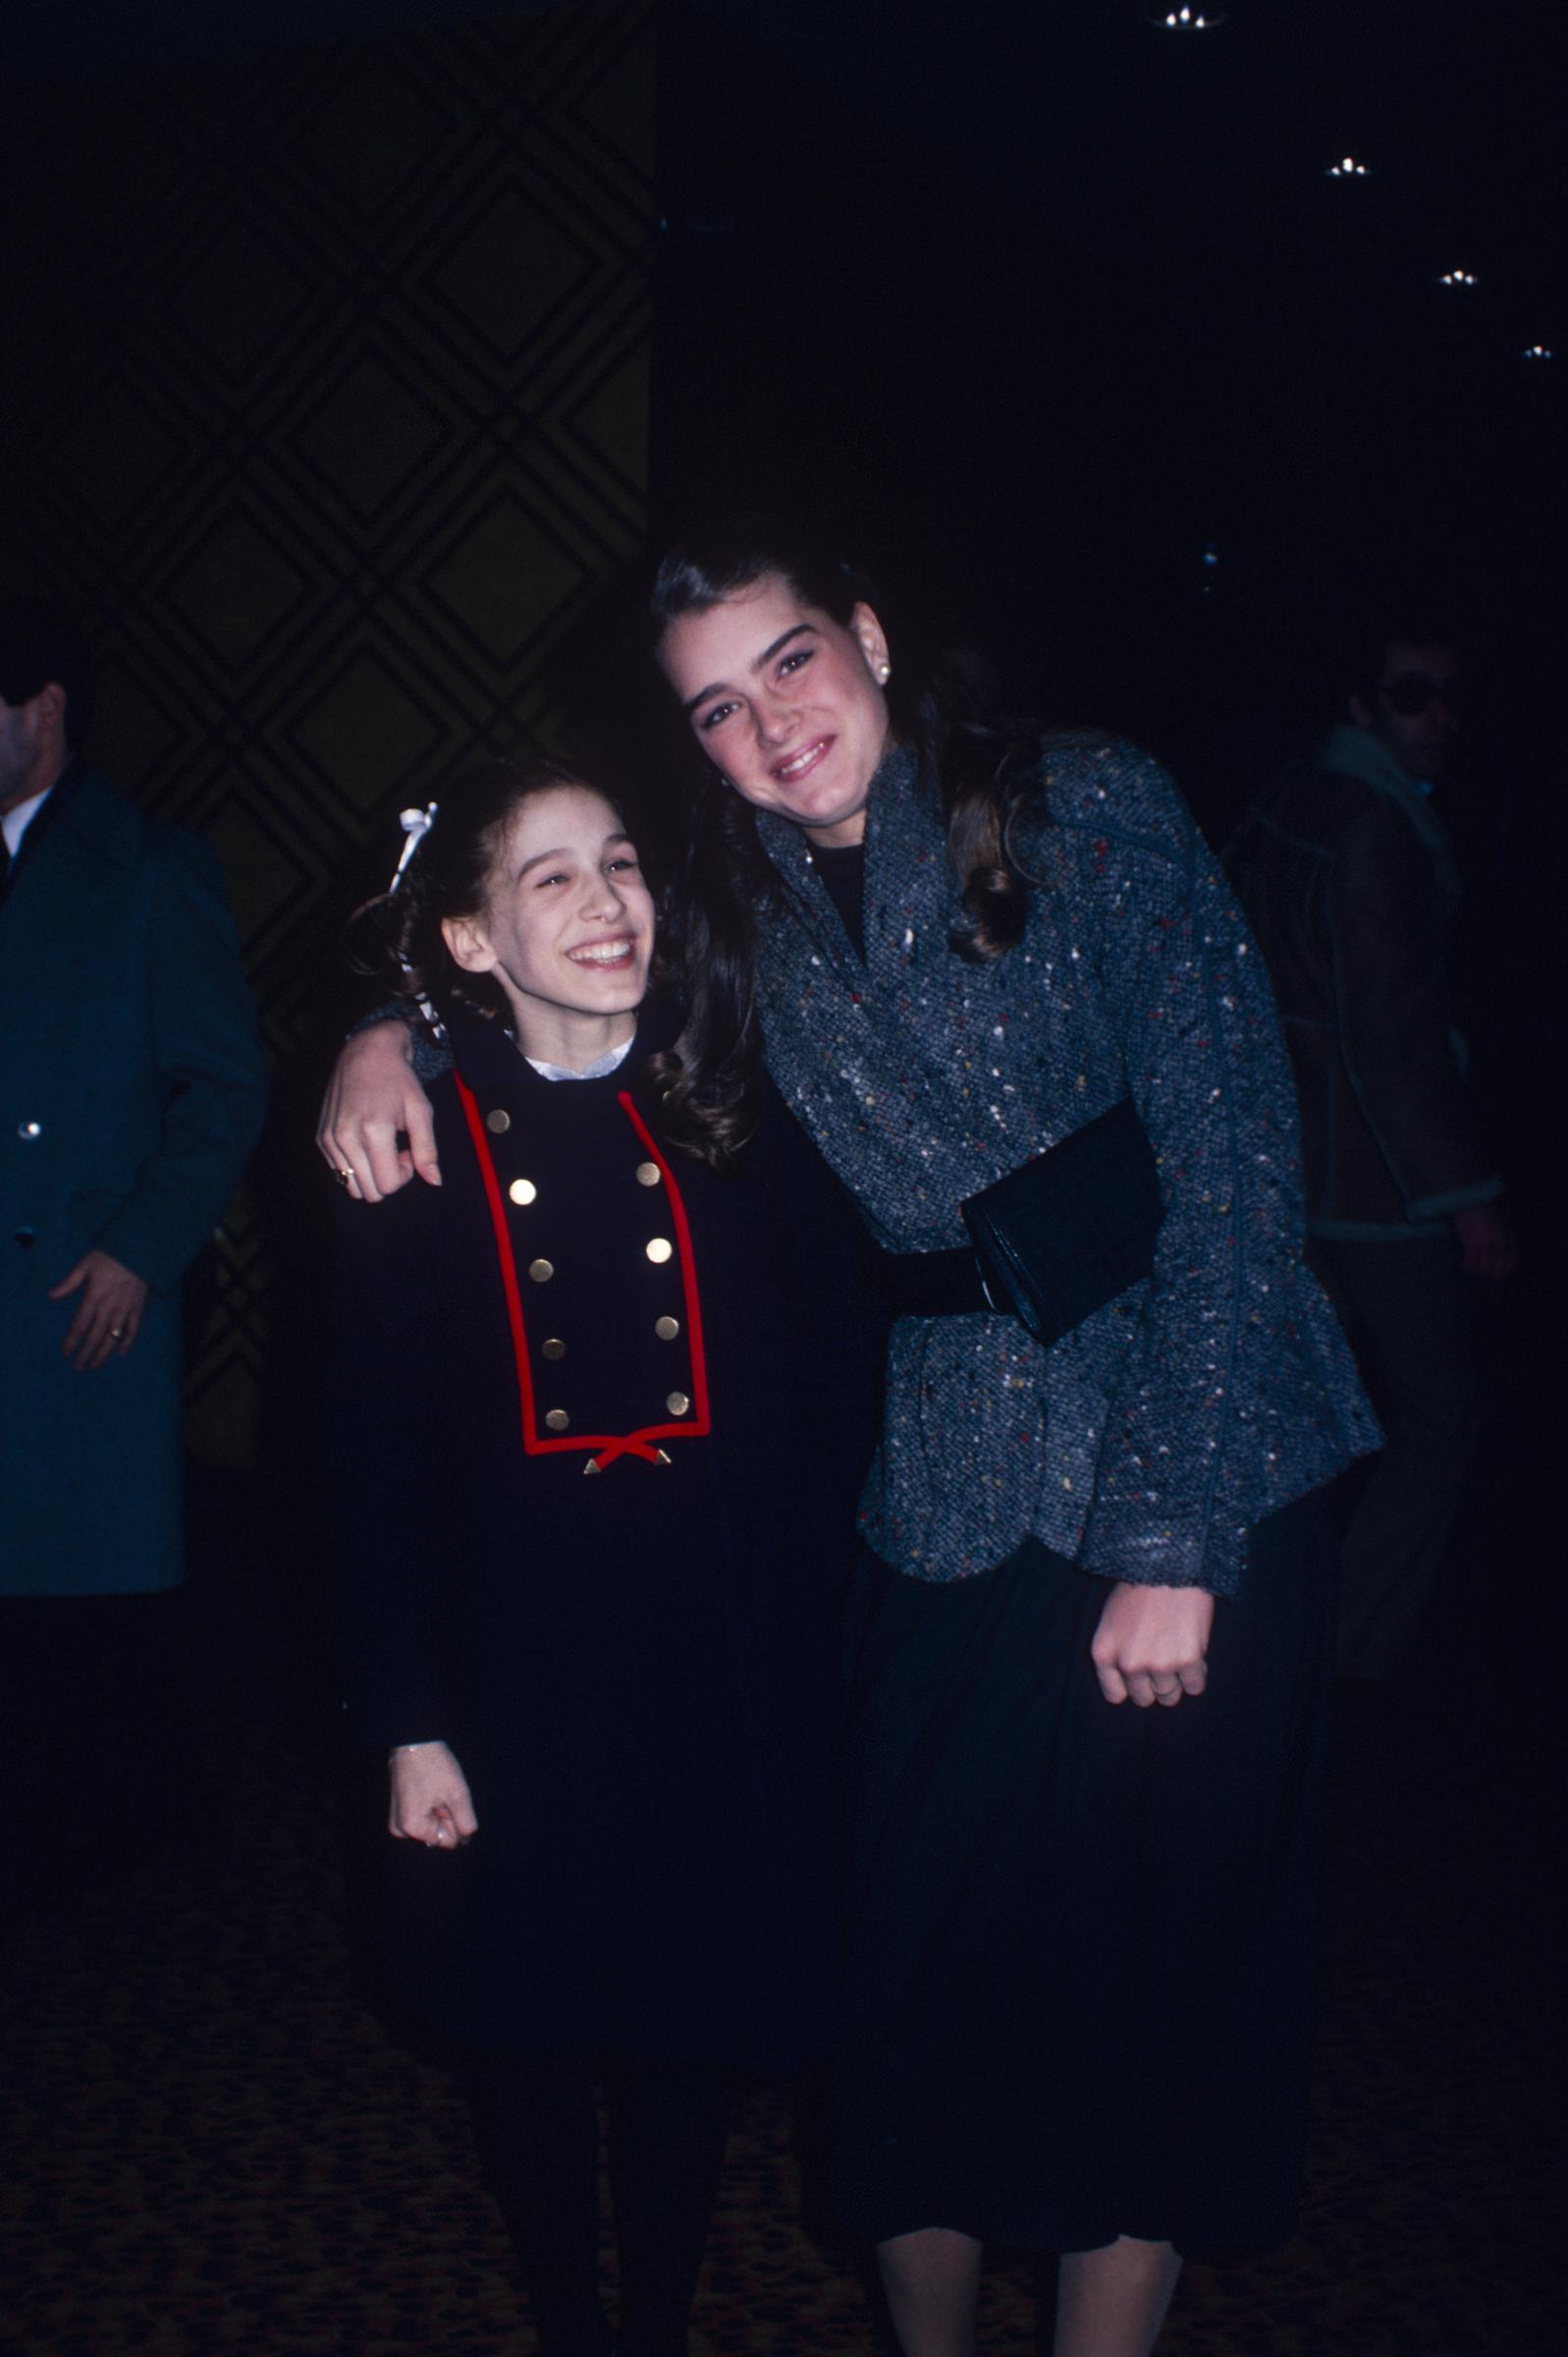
[330,755,874,2357]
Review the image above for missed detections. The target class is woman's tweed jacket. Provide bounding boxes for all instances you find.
[751,736,1379,1597]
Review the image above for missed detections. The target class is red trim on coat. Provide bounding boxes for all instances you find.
[612,1090,713,1464]
[453,1069,711,1471]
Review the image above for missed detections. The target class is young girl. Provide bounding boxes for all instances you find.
[330,754,873,2357]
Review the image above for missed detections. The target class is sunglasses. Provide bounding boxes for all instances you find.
[1379,675,1460,718]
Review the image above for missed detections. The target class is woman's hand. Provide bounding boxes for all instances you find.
[1090,1581,1215,1708]
[317,1021,441,1202]
[389,1741,478,1846]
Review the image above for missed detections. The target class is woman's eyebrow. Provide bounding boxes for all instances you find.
[682,624,815,713]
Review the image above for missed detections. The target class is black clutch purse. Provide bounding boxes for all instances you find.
[960,1096,1162,1348]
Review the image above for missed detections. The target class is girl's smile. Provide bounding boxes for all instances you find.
[441,785,655,1068]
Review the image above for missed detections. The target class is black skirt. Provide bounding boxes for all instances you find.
[834,1491,1337,2256]
[379,1468,839,2073]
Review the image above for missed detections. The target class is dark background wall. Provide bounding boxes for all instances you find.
[655,0,1561,793]
[6,0,657,1458]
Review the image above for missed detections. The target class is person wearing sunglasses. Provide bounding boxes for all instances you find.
[1227,622,1515,1682]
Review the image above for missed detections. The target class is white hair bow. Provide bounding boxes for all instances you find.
[390,801,438,891]
[382,801,446,1042]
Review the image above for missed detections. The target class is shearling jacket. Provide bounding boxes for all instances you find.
[1226,725,1500,1241]
[750,737,1377,1599]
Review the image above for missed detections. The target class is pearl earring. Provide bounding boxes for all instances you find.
[878,663,892,684]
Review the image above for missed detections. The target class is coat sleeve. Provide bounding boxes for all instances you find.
[1326,801,1499,1220]
[352,998,456,1085]
[1065,748,1364,1596]
[328,1174,454,1751]
[94,831,268,1292]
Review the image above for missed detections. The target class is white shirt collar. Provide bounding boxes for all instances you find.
[522,1035,636,1084]
[2,785,53,858]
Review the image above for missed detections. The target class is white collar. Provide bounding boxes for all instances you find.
[522,1035,636,1084]
[2,785,53,858]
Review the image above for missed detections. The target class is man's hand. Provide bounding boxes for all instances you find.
[316,1019,441,1202]
[48,1249,151,1370]
[389,1741,478,1847]
[1090,1580,1215,1708]
[1453,1202,1517,1282]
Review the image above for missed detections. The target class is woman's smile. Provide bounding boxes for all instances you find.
[773,736,834,784]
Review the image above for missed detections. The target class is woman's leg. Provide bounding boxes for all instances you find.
[603,2055,731,2357]
[467,2048,612,2356]
[1053,2237,1181,2357]
[876,2227,983,2357]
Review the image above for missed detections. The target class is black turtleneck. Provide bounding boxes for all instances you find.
[808,839,867,961]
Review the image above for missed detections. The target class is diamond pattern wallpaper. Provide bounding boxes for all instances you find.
[4,1,656,1461]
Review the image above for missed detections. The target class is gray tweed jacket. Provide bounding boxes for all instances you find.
[751,737,1378,1598]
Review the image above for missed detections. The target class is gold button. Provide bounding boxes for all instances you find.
[645,1237,673,1264]
[655,1315,680,1342]
[666,1391,690,1416]
[509,1178,537,1206]
[635,1161,662,1187]
[545,1408,569,1431]
[486,1109,511,1134]
[528,1257,554,1283]
[541,1338,566,1361]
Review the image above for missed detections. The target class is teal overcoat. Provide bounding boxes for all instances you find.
[0,770,268,1595]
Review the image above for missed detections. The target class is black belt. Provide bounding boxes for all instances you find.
[873,1245,991,1319]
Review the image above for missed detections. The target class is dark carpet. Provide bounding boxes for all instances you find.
[4,1415,1562,2355]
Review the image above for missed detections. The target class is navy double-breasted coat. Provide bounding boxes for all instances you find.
[331,1008,879,2067]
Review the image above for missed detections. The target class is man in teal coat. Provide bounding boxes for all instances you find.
[1,605,267,1900]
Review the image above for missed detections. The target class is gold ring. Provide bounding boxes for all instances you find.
[334,1167,354,1188]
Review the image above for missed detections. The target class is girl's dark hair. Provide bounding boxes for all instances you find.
[345,752,607,1029]
[648,516,1042,1164]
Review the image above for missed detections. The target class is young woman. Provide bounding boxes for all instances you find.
[321,537,1377,2357]
[329,754,874,2357]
